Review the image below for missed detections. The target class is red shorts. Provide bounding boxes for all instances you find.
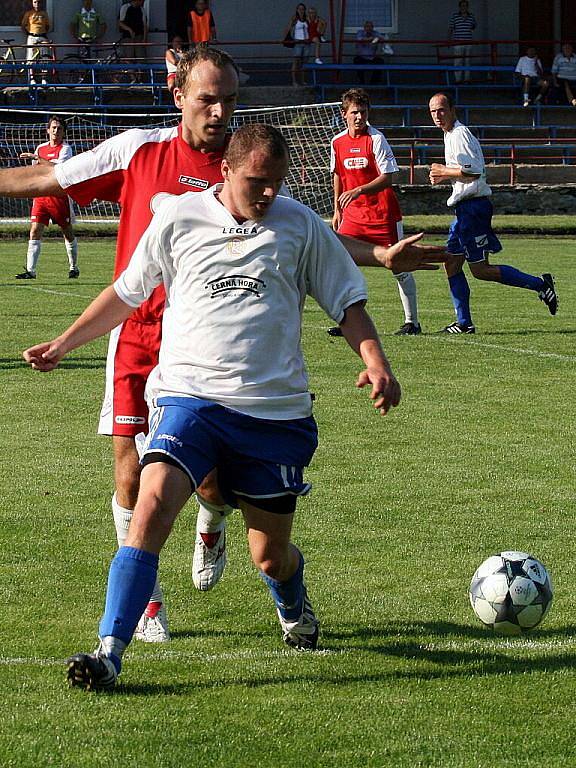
[338,217,403,247]
[98,317,163,437]
[31,196,74,228]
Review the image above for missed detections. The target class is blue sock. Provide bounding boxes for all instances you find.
[499,265,543,292]
[98,546,159,646]
[448,272,472,325]
[261,550,304,621]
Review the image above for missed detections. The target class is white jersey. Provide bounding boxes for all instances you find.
[114,186,367,420]
[515,55,543,78]
[443,120,491,207]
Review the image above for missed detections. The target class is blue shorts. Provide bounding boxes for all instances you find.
[142,397,318,507]
[447,197,502,263]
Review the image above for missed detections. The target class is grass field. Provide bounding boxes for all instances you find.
[1,236,575,767]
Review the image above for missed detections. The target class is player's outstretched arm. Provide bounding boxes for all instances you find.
[339,231,448,271]
[338,302,401,416]
[23,286,135,372]
[0,163,64,198]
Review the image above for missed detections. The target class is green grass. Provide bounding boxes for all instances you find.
[1,236,575,767]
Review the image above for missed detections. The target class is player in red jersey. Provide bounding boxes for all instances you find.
[4,47,446,644]
[331,88,421,336]
[16,116,79,280]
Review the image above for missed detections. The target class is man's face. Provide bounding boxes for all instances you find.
[220,148,288,222]
[174,60,239,150]
[47,120,65,144]
[364,21,374,35]
[562,43,573,57]
[429,95,456,132]
[342,102,369,137]
[195,0,207,12]
[32,0,41,10]
[526,47,536,59]
[83,0,93,9]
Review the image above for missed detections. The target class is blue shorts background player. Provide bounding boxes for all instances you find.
[428,92,558,334]
[23,124,402,690]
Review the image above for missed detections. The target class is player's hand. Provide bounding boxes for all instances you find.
[338,187,362,209]
[332,211,341,231]
[19,152,37,160]
[379,232,448,271]
[356,367,401,415]
[23,340,66,371]
[429,163,448,185]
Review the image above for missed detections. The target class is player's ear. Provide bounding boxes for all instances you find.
[221,158,230,177]
[173,87,184,110]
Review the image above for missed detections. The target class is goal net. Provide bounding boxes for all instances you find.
[0,104,342,221]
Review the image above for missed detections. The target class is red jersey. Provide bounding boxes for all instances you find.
[55,124,226,323]
[37,140,73,164]
[330,124,401,228]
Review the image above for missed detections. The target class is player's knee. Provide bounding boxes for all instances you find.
[196,471,226,505]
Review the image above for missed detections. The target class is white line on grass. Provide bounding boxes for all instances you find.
[449,339,576,362]
[19,286,94,300]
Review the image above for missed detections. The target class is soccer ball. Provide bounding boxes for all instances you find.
[469,551,553,635]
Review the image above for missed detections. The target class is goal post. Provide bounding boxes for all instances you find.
[0,104,343,221]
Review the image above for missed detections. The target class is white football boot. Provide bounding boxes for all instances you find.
[277,586,319,650]
[192,518,227,591]
[133,601,170,643]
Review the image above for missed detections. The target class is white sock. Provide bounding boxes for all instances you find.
[111,491,164,604]
[26,240,41,274]
[196,495,233,533]
[523,92,529,101]
[393,271,418,325]
[65,238,78,269]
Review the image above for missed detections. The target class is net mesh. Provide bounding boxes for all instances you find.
[0,104,342,220]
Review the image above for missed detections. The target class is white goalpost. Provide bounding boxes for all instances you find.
[0,104,343,221]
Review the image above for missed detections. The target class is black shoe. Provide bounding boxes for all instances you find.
[66,651,118,691]
[68,267,80,279]
[395,322,422,336]
[440,321,476,334]
[327,326,343,337]
[538,273,558,315]
[15,269,36,279]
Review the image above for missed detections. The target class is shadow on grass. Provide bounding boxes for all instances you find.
[115,619,576,696]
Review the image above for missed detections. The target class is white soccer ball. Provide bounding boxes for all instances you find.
[469,551,553,635]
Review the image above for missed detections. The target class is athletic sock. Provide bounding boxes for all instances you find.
[99,546,159,648]
[65,237,78,269]
[393,271,418,324]
[261,550,304,621]
[111,492,164,604]
[498,265,544,292]
[26,239,41,274]
[196,495,233,532]
[523,92,529,101]
[448,271,473,325]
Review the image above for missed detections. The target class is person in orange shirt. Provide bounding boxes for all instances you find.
[21,0,51,85]
[187,0,216,46]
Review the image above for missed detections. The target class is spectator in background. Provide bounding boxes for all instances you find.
[118,0,148,82]
[515,46,549,107]
[353,20,385,85]
[187,0,216,46]
[448,0,476,84]
[21,0,51,86]
[70,0,106,48]
[551,42,576,106]
[284,4,310,86]
[307,7,326,65]
[165,35,185,93]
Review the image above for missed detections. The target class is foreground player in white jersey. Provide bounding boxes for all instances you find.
[2,48,445,646]
[24,124,402,691]
[428,92,558,333]
[16,115,79,280]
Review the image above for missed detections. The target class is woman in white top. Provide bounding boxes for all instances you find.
[284,3,310,86]
[165,35,185,93]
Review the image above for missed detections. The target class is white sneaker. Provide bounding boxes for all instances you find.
[523,99,530,107]
[133,601,170,643]
[29,78,37,85]
[192,518,227,591]
[41,78,47,86]
[315,58,323,64]
[277,586,319,650]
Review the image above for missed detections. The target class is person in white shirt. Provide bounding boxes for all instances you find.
[24,123,402,691]
[515,47,549,107]
[428,92,557,334]
[551,42,576,106]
